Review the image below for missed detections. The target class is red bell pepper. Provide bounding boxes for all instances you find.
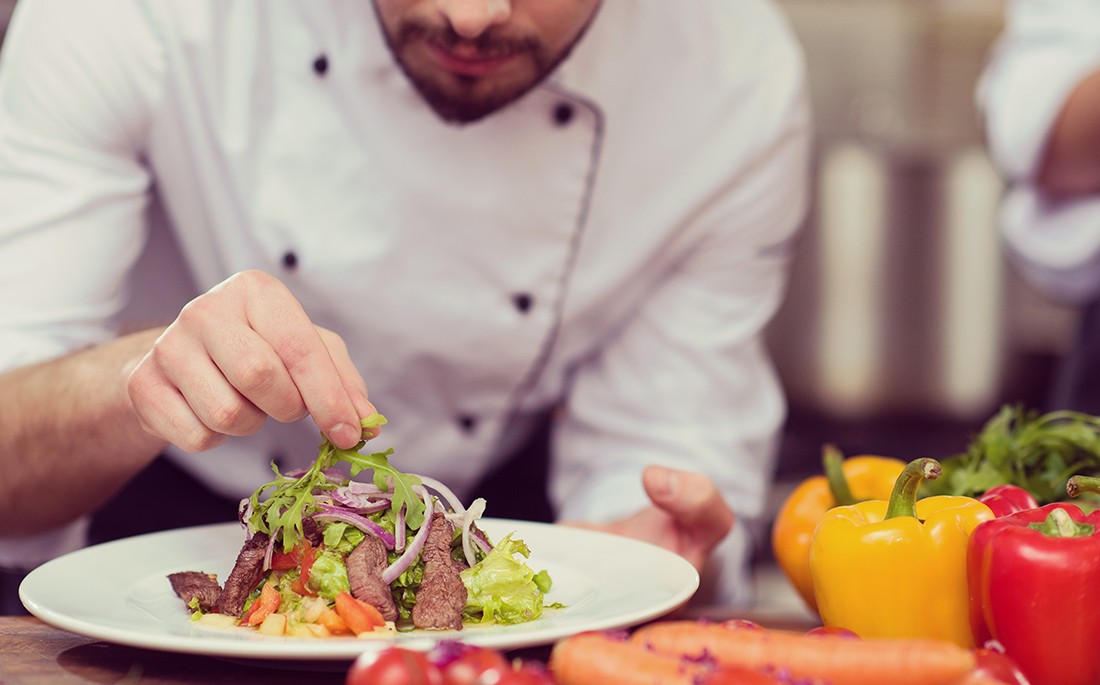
[977,484,1038,517]
[967,475,1100,685]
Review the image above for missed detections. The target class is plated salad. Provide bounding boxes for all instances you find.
[168,414,553,638]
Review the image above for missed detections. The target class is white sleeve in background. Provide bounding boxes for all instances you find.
[978,0,1100,303]
[550,65,812,607]
[0,0,163,567]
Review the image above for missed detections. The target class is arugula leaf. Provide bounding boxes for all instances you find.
[247,413,426,551]
[337,449,426,530]
[927,404,1100,504]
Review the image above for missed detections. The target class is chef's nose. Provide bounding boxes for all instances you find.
[436,0,512,39]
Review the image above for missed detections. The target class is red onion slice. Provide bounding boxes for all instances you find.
[382,488,433,584]
[395,505,407,552]
[460,498,487,567]
[311,505,396,548]
[331,486,392,513]
[262,531,277,571]
[413,475,466,515]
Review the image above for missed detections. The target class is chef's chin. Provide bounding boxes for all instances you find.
[407,75,537,125]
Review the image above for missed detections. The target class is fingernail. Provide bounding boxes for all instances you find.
[330,422,355,447]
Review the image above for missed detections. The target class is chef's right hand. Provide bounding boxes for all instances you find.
[126,270,375,452]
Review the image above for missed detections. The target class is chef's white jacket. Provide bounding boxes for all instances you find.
[979,0,1100,302]
[0,0,810,605]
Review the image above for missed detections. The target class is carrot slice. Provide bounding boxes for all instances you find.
[241,582,281,626]
[334,591,386,635]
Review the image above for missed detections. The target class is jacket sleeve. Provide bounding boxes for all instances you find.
[978,0,1100,303]
[0,0,162,567]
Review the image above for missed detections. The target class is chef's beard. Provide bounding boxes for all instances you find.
[382,21,587,124]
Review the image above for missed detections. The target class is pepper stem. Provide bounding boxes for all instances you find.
[823,444,857,506]
[884,458,940,520]
[1067,475,1100,499]
[1027,507,1095,538]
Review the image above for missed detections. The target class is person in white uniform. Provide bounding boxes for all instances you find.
[0,0,811,611]
[978,0,1100,415]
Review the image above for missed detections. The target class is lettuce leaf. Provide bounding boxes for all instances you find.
[459,534,545,625]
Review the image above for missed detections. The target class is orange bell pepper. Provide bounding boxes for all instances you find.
[771,445,905,612]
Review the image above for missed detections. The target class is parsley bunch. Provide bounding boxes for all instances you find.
[247,413,426,551]
[928,404,1100,504]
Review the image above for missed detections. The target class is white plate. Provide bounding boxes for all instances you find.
[20,519,698,661]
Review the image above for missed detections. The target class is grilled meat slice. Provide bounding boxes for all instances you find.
[168,571,222,613]
[411,513,467,631]
[347,534,398,622]
[217,532,269,617]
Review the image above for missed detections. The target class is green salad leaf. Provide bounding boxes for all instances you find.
[340,449,426,530]
[460,533,546,625]
[927,404,1100,504]
[248,413,426,551]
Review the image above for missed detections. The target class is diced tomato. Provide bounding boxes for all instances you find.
[270,548,300,571]
[289,576,313,596]
[300,544,317,588]
[240,581,281,626]
[273,542,320,596]
[334,591,386,635]
[271,541,317,573]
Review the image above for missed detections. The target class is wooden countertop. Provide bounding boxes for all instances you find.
[0,616,347,685]
[0,609,819,685]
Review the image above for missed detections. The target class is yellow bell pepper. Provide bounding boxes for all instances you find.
[771,445,905,613]
[808,458,993,648]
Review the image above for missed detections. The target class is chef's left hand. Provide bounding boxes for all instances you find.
[562,466,734,573]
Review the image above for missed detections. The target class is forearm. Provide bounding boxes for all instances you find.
[1038,69,1100,196]
[0,327,169,535]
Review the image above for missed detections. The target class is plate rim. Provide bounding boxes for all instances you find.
[20,518,699,661]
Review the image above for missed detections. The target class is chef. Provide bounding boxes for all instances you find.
[0,0,811,610]
[979,0,1100,416]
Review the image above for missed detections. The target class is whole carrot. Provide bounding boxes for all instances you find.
[549,631,709,685]
[631,621,975,685]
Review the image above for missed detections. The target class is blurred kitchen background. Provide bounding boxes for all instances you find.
[766,0,1066,469]
[753,0,1080,618]
[0,0,1079,615]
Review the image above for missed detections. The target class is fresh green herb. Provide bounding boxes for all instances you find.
[927,404,1100,504]
[247,413,426,551]
[187,596,204,620]
[345,449,426,530]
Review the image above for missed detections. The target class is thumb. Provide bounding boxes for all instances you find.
[642,466,735,547]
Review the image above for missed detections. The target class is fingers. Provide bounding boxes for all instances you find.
[128,271,374,452]
[128,350,231,453]
[642,466,735,552]
[237,283,361,448]
[315,327,375,421]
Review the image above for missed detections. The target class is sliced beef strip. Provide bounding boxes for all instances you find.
[411,512,468,631]
[347,534,398,622]
[167,571,222,613]
[217,532,270,617]
[302,517,324,548]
